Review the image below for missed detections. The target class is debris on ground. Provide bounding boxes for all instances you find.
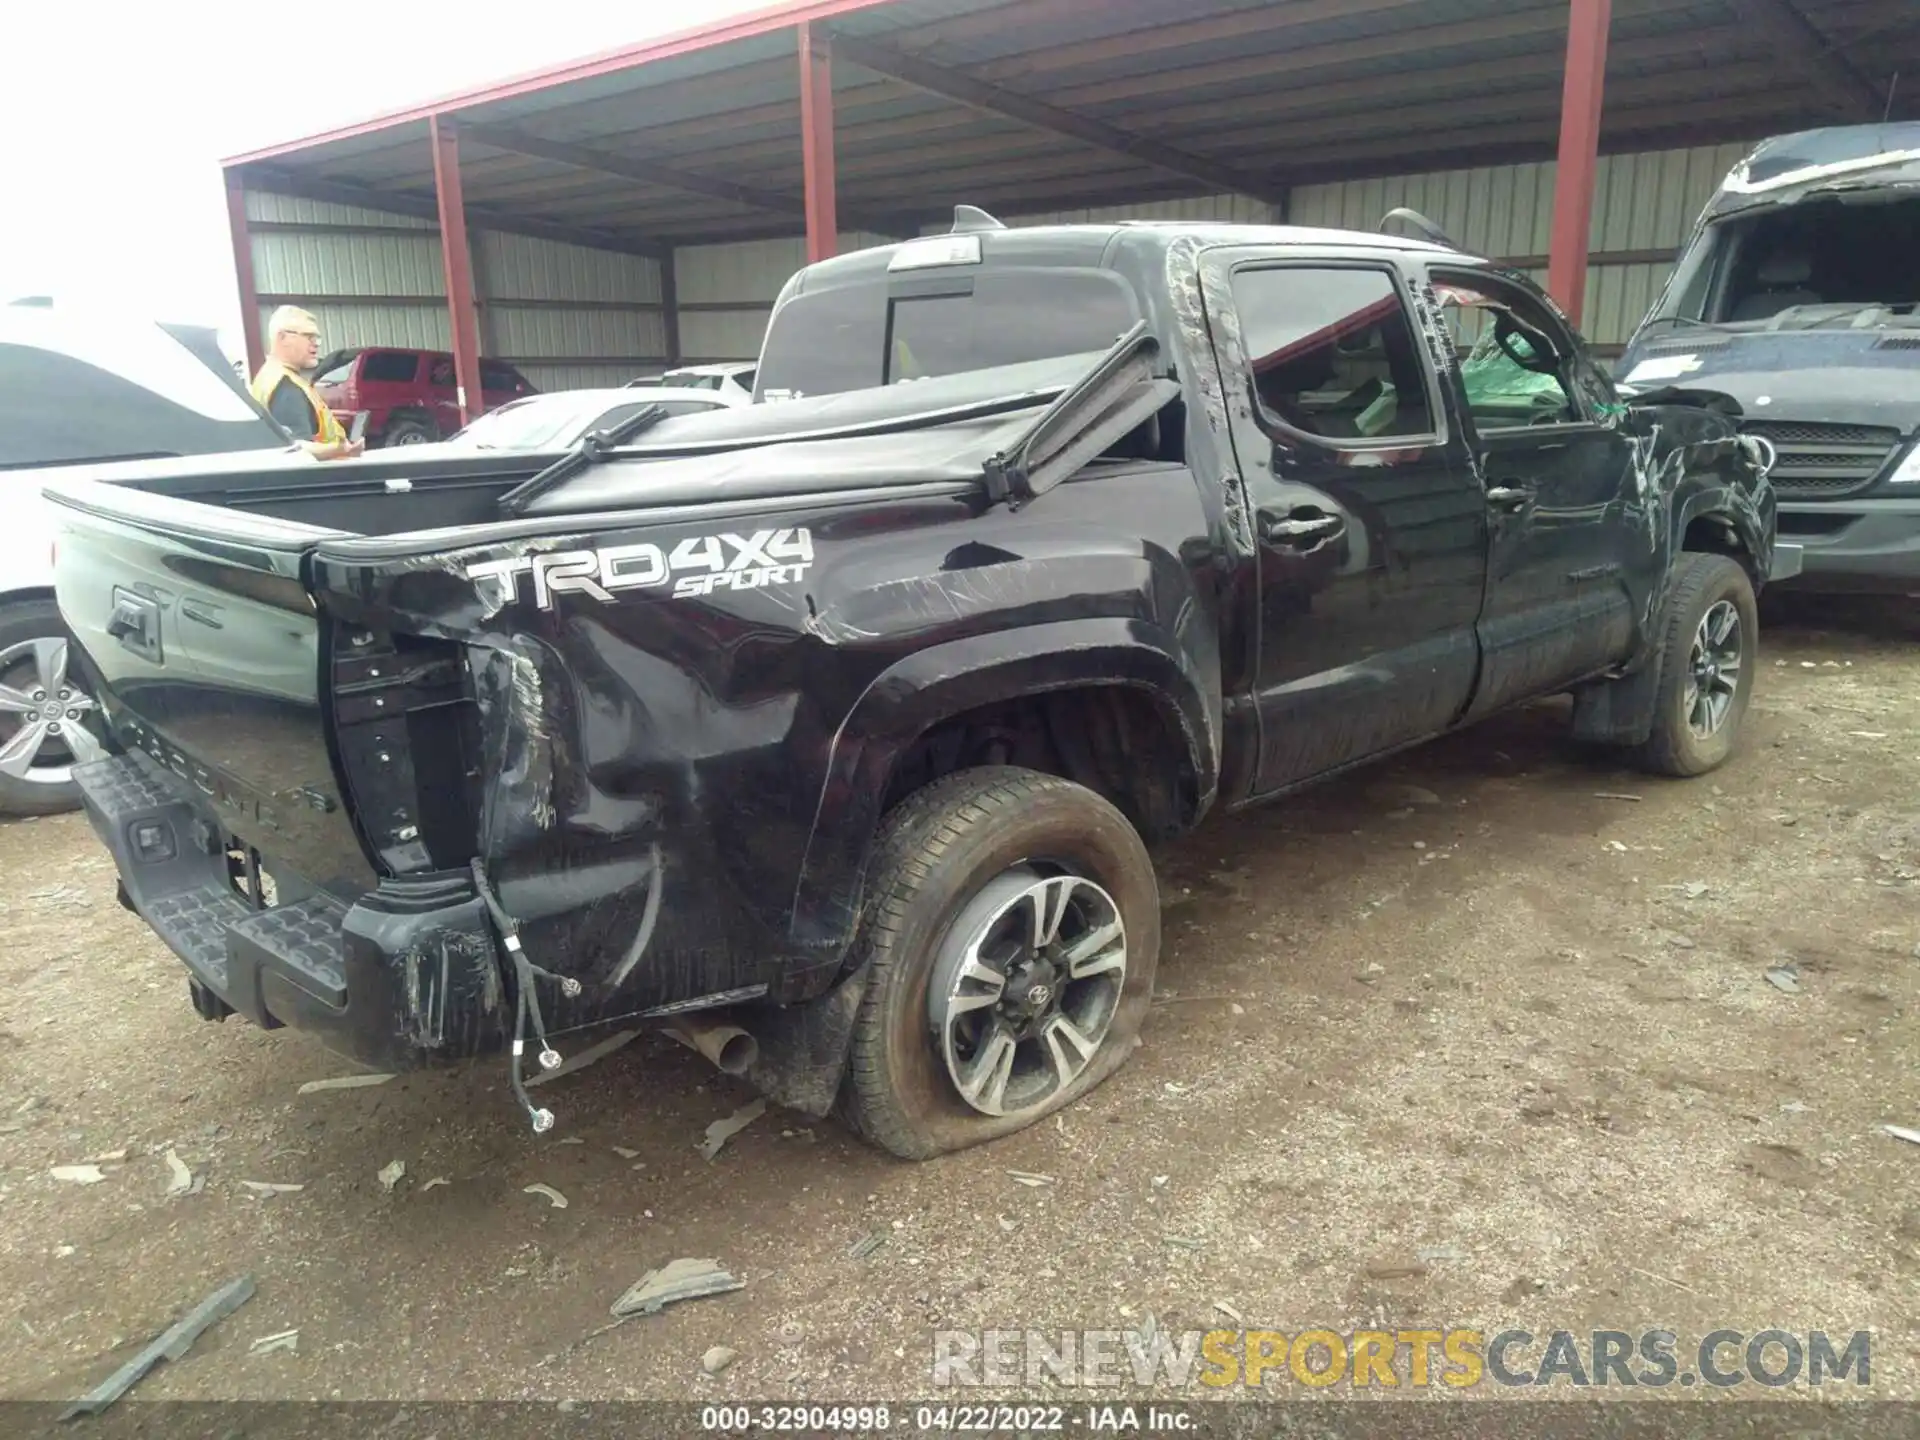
[422,1177,450,1191]
[611,1258,744,1318]
[1882,1125,1920,1147]
[1364,1255,1430,1280]
[1213,1300,1244,1324]
[295,1073,394,1096]
[1765,966,1803,995]
[1418,1244,1469,1263]
[1164,1235,1204,1250]
[59,1273,255,1419]
[1368,783,1441,808]
[1665,934,1698,950]
[50,1165,106,1185]
[847,1230,887,1260]
[239,1181,304,1196]
[702,1345,739,1375]
[1007,1170,1056,1187]
[523,1183,569,1209]
[611,1146,640,1159]
[248,1329,299,1356]
[162,1148,194,1198]
[1151,1175,1169,1188]
[526,1029,639,1088]
[698,1100,767,1162]
[1594,793,1643,803]
[83,1148,130,1164]
[377,1160,406,1193]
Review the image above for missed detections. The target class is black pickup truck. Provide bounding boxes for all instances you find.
[44,212,1791,1159]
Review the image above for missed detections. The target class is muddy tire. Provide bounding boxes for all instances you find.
[381,416,436,447]
[840,766,1160,1160]
[0,597,103,817]
[1628,553,1758,777]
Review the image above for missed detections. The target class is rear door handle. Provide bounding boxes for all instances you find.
[1486,485,1533,511]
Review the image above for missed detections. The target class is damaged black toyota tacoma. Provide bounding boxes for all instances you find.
[42,211,1794,1159]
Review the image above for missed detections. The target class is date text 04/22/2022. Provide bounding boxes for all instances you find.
[699,1404,1195,1431]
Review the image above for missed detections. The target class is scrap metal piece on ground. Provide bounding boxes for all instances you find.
[163,1149,194,1197]
[60,1274,255,1418]
[847,1230,886,1259]
[611,1258,743,1318]
[378,1160,406,1193]
[239,1181,303,1196]
[526,1029,640,1088]
[295,1074,394,1095]
[50,1166,106,1185]
[1883,1125,1920,1146]
[699,1100,767,1161]
[248,1329,299,1356]
[523,1183,569,1209]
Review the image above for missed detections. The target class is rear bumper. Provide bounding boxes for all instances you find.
[76,751,506,1071]
[1775,497,1920,593]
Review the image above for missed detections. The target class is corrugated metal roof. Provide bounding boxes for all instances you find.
[226,0,1917,252]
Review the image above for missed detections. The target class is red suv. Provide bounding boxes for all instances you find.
[311,348,537,447]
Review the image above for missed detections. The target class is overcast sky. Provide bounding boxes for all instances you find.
[2,0,776,359]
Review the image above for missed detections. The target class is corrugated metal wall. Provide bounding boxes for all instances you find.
[675,231,895,363]
[1289,141,1752,350]
[248,140,1750,386]
[246,191,667,392]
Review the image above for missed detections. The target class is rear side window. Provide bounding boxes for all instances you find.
[361,352,418,384]
[1231,267,1434,441]
[480,360,528,391]
[757,267,1140,399]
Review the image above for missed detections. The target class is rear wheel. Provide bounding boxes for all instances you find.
[0,598,104,817]
[381,416,435,447]
[1628,554,1758,777]
[841,767,1160,1160]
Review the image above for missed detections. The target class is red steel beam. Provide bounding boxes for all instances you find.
[430,116,487,427]
[225,174,264,379]
[1547,0,1613,324]
[799,22,839,263]
[218,0,897,168]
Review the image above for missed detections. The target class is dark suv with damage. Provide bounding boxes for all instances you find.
[1618,123,1920,593]
[43,211,1787,1159]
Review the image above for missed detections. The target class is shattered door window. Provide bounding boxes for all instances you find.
[1431,279,1578,429]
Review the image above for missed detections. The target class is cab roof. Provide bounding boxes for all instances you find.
[787,215,1477,296]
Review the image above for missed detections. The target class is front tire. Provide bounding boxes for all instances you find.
[0,598,105,817]
[1629,553,1758,777]
[381,416,435,447]
[841,767,1160,1160]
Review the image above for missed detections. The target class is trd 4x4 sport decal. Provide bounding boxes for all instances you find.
[465,528,815,609]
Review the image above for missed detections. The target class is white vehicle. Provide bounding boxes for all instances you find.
[638,362,758,403]
[0,303,296,815]
[439,385,737,452]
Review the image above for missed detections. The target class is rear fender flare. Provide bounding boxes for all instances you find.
[788,617,1218,950]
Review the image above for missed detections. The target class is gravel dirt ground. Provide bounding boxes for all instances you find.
[1,596,1916,1409]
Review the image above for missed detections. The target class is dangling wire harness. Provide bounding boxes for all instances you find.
[470,857,583,1134]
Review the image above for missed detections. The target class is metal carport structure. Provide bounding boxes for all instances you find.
[221,0,1918,423]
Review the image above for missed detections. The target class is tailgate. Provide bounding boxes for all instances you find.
[48,483,376,892]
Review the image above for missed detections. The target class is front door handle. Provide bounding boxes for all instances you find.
[1262,511,1346,546]
[1486,485,1533,511]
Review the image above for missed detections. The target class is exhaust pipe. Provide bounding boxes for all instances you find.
[663,1013,758,1076]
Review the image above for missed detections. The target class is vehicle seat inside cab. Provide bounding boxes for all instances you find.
[1728,247,1823,321]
